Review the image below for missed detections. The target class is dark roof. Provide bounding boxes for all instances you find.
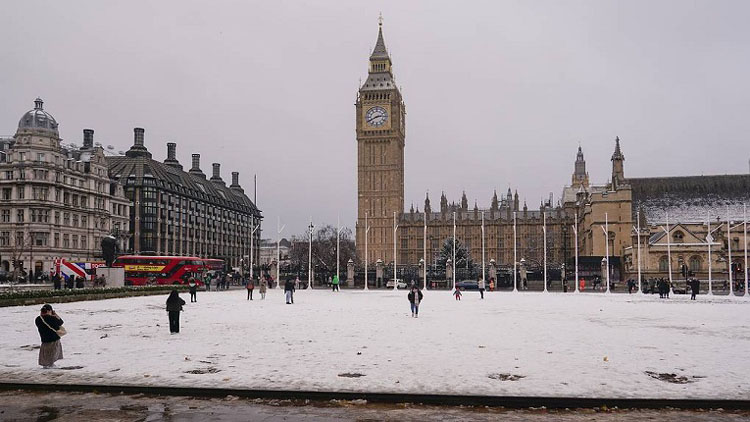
[629,174,749,224]
[107,155,261,217]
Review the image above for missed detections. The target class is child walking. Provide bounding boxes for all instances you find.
[454,288,462,301]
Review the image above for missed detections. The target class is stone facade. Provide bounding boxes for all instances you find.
[107,130,262,269]
[355,22,406,265]
[0,99,130,278]
[355,23,572,273]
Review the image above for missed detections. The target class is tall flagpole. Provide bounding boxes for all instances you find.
[636,210,642,294]
[513,211,518,292]
[393,211,398,291]
[364,212,370,291]
[728,206,733,296]
[453,211,456,291]
[423,211,427,291]
[601,212,611,294]
[573,212,579,293]
[308,217,314,290]
[481,211,486,285]
[543,211,548,293]
[665,212,672,294]
[744,204,748,298]
[707,212,713,295]
[336,215,341,282]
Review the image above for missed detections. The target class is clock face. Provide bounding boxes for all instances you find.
[365,106,388,127]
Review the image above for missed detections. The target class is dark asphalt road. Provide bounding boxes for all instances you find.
[2,391,750,422]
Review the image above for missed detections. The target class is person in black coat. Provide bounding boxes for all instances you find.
[284,278,295,304]
[690,278,700,300]
[52,274,62,290]
[165,290,186,333]
[188,278,197,303]
[407,286,424,318]
[35,304,64,368]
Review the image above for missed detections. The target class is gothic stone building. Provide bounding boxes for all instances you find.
[355,23,573,275]
[107,129,262,269]
[0,99,130,278]
[564,138,749,284]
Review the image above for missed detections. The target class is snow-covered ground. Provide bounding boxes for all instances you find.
[1,289,749,399]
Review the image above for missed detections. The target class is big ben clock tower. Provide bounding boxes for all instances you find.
[356,18,406,265]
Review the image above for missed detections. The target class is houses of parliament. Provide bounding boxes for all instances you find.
[356,21,750,281]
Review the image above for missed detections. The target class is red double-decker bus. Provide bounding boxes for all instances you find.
[112,256,223,286]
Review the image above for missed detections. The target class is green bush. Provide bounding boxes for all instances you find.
[0,285,188,301]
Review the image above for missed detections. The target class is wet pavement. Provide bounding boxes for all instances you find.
[1,391,750,421]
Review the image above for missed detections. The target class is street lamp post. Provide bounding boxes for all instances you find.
[513,211,518,292]
[364,212,370,291]
[419,258,425,290]
[308,219,314,290]
[336,215,341,282]
[572,212,579,293]
[600,212,610,294]
[249,220,259,281]
[276,217,285,289]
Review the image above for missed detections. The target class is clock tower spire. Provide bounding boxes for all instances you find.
[356,18,406,265]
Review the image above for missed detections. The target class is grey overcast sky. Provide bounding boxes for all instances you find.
[1,1,748,235]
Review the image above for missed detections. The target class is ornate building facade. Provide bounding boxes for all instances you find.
[355,24,573,277]
[107,130,262,269]
[0,99,130,278]
[355,21,406,265]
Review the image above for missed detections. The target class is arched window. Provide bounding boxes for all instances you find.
[659,256,669,272]
[689,256,701,272]
[673,231,684,243]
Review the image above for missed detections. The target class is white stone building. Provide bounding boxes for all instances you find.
[0,98,130,280]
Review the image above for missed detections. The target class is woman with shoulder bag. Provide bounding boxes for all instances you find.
[35,304,65,368]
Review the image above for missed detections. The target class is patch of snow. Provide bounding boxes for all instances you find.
[1,290,748,399]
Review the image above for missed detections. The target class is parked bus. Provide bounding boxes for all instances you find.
[112,256,221,286]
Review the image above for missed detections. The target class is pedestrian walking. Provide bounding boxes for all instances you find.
[188,278,197,303]
[690,278,700,300]
[166,290,186,334]
[284,278,295,304]
[563,278,569,293]
[454,287,462,301]
[408,285,423,317]
[332,274,340,292]
[259,277,267,300]
[246,278,255,300]
[477,276,485,299]
[35,304,65,368]
[52,273,62,290]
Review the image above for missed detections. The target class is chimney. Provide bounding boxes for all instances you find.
[134,128,144,147]
[83,129,94,149]
[230,171,244,193]
[164,142,182,169]
[189,153,205,178]
[125,127,151,158]
[210,163,224,184]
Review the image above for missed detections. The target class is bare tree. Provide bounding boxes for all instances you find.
[288,224,356,278]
